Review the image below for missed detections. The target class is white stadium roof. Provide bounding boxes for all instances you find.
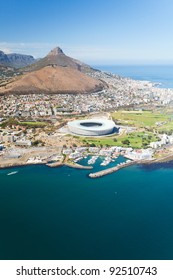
[68,119,117,136]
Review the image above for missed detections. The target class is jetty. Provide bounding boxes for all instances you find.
[65,162,93,170]
[46,161,63,167]
[88,160,137,178]
[46,160,92,170]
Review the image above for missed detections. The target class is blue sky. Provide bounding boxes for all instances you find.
[1,0,173,64]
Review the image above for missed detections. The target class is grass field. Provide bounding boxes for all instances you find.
[111,110,173,128]
[80,131,158,149]
[75,110,173,148]
[19,121,48,127]
[0,118,48,128]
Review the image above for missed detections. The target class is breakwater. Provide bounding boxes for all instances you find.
[65,162,93,170]
[47,161,93,170]
[89,160,137,178]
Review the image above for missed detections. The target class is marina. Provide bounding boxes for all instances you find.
[100,156,112,166]
[87,155,98,165]
[89,160,137,178]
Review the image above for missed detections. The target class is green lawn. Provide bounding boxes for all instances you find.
[80,131,158,149]
[0,119,48,128]
[74,110,173,148]
[19,121,48,127]
[111,110,173,128]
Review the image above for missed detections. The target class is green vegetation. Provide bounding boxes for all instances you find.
[32,140,44,146]
[78,110,170,148]
[0,118,18,128]
[80,131,158,149]
[19,121,47,128]
[0,118,48,128]
[111,110,173,130]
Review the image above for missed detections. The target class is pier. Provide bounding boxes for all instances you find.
[88,160,137,178]
[65,162,93,170]
[46,161,63,167]
[47,161,93,170]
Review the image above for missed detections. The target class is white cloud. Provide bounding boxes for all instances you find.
[0,42,55,58]
[0,47,11,54]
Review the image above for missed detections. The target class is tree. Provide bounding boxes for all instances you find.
[142,142,148,147]
[32,140,43,146]
[121,139,130,145]
[90,143,96,147]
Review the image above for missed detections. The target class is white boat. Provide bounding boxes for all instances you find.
[74,157,83,162]
[88,156,98,165]
[100,157,111,166]
[7,171,18,176]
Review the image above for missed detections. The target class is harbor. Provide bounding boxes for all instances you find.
[89,159,138,178]
[64,162,93,170]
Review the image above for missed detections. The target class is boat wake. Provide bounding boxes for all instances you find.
[7,171,18,176]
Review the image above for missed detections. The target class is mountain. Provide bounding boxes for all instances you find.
[0,50,36,68]
[22,47,97,73]
[7,53,35,68]
[0,65,103,95]
[0,51,10,66]
[0,46,105,95]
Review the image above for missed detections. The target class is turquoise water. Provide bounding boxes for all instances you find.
[95,65,173,88]
[1,159,173,260]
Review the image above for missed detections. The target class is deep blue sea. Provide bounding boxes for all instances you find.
[1,65,173,260]
[1,158,173,260]
[95,65,173,88]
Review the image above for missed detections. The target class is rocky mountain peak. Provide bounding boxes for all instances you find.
[48,47,64,56]
[20,46,96,74]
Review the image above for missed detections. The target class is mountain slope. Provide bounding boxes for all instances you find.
[0,50,36,68]
[7,53,35,68]
[0,65,104,95]
[22,47,97,73]
[0,51,11,66]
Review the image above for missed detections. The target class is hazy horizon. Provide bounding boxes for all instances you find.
[1,0,173,64]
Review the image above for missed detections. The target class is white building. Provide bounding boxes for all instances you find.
[125,149,153,161]
[69,152,82,159]
[75,147,87,153]
[89,147,100,153]
[150,141,162,149]
[62,148,73,155]
[68,119,117,136]
[15,140,32,146]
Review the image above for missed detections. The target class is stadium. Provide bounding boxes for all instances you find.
[67,119,118,136]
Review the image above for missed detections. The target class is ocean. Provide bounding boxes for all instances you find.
[1,65,173,260]
[95,65,173,88]
[1,159,173,260]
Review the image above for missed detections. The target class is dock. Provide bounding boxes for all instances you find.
[88,160,138,178]
[64,162,93,170]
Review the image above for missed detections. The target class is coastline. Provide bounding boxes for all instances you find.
[1,66,173,173]
[143,154,173,164]
[0,158,93,170]
[1,151,173,172]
